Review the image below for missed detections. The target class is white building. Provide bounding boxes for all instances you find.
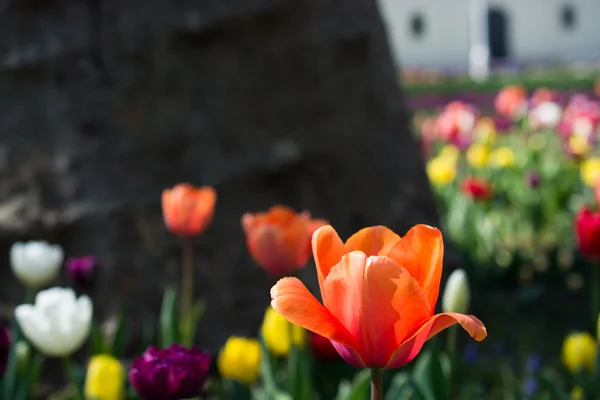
[377,0,600,78]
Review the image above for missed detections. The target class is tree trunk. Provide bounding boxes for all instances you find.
[0,0,438,356]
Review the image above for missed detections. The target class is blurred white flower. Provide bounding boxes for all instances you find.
[442,269,471,314]
[10,241,63,288]
[15,287,92,357]
[529,102,562,128]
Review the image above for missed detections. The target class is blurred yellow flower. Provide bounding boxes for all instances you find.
[490,146,516,168]
[261,306,305,357]
[466,143,490,168]
[562,332,597,374]
[438,144,460,163]
[84,354,125,400]
[569,135,591,157]
[426,157,457,186]
[581,157,600,187]
[571,386,585,400]
[473,117,496,145]
[218,337,261,386]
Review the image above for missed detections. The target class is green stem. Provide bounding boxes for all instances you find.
[370,368,383,400]
[62,357,83,400]
[592,266,600,329]
[24,287,36,304]
[447,325,458,396]
[181,238,194,345]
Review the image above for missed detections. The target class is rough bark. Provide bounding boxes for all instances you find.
[0,0,438,354]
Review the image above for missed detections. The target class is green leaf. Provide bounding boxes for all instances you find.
[226,379,252,400]
[108,309,130,358]
[180,298,206,347]
[412,343,450,400]
[159,287,179,348]
[335,369,371,400]
[90,322,107,355]
[285,344,312,400]
[258,333,278,396]
[385,372,412,400]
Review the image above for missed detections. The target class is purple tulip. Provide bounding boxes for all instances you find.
[66,256,97,287]
[527,172,541,188]
[0,324,9,378]
[129,344,211,400]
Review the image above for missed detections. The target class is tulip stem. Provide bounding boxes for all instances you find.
[592,265,600,329]
[62,357,83,400]
[370,368,383,400]
[181,238,194,345]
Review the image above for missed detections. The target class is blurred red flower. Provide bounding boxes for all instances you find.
[461,177,493,200]
[575,205,600,261]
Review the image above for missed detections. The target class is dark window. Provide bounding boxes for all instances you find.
[410,13,425,38]
[561,5,576,30]
[488,8,509,59]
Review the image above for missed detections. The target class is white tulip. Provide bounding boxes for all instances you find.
[441,269,470,314]
[529,102,562,128]
[10,241,63,288]
[15,287,92,357]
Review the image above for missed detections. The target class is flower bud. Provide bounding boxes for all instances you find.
[562,332,597,374]
[261,307,305,357]
[85,354,125,400]
[217,337,261,386]
[442,269,470,314]
[10,241,63,289]
[14,340,30,375]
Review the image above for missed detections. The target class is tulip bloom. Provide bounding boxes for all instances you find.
[242,205,327,275]
[580,157,600,188]
[0,324,9,379]
[15,287,92,357]
[562,332,597,374]
[217,337,261,386]
[441,269,470,314]
[129,344,211,400]
[162,184,217,236]
[461,177,493,201]
[489,146,516,168]
[466,143,489,168]
[426,156,457,187]
[575,206,600,261]
[494,85,527,119]
[85,354,125,400]
[271,225,487,369]
[261,306,305,357]
[66,255,97,288]
[10,241,63,288]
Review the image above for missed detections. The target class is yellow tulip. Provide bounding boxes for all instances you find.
[571,386,585,400]
[426,157,457,186]
[473,117,496,145]
[490,146,515,168]
[84,355,125,400]
[569,135,591,157]
[218,337,261,386]
[562,332,597,374]
[581,157,600,187]
[466,143,490,168]
[261,307,305,357]
[438,145,460,163]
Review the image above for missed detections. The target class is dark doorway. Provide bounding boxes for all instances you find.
[487,8,509,59]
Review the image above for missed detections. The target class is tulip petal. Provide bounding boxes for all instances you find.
[270,277,360,355]
[312,225,348,295]
[385,312,487,369]
[345,226,401,256]
[386,224,444,310]
[323,252,432,367]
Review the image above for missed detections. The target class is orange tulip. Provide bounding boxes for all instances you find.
[242,206,327,276]
[162,184,217,236]
[494,85,527,119]
[270,224,487,369]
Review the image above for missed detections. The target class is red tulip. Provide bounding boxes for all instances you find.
[495,85,527,119]
[575,206,600,261]
[162,184,217,237]
[242,206,327,276]
[309,333,339,360]
[461,177,493,200]
[270,225,487,369]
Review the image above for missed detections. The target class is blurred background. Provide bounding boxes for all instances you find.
[0,0,599,399]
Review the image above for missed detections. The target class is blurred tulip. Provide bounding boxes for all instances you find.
[461,177,493,201]
[162,184,217,236]
[575,206,600,261]
[15,287,92,357]
[271,225,487,369]
[85,354,125,400]
[531,87,556,107]
[66,255,97,288]
[434,101,477,144]
[441,269,470,314]
[562,332,597,374]
[426,156,457,187]
[242,206,327,276]
[495,85,527,119]
[527,171,541,188]
[261,307,305,357]
[529,102,562,128]
[489,146,516,168]
[129,344,211,400]
[571,386,585,400]
[217,337,261,386]
[580,158,600,187]
[10,241,63,289]
[568,135,591,158]
[466,143,489,168]
[473,117,496,145]
[309,333,339,360]
[438,144,460,163]
[0,324,9,379]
